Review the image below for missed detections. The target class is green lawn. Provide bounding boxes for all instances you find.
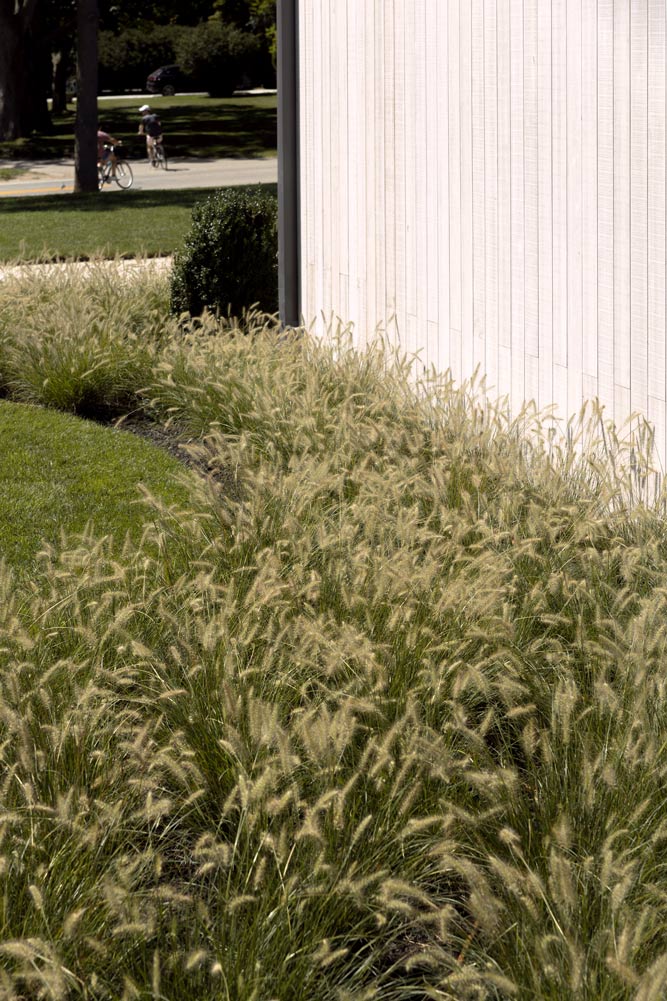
[0,94,277,162]
[0,166,26,181]
[0,184,276,261]
[0,187,217,262]
[0,400,196,573]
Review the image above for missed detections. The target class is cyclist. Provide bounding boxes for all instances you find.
[97,128,119,177]
[138,104,163,166]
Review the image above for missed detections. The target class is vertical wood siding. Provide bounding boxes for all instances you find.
[298,0,667,468]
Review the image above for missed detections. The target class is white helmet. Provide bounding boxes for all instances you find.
[139,104,150,112]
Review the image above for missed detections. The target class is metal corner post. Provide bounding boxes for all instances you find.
[277,0,300,327]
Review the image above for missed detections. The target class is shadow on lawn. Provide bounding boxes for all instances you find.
[0,98,277,162]
[106,101,277,159]
[0,184,277,217]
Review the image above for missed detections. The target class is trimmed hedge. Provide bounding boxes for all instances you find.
[170,186,278,318]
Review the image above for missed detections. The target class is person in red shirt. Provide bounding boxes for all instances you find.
[97,129,119,176]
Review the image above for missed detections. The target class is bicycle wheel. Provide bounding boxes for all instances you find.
[155,143,168,170]
[113,160,134,189]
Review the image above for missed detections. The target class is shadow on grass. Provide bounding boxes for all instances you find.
[0,97,277,162]
[104,101,277,159]
[0,184,277,219]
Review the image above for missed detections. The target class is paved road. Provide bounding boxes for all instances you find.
[0,156,278,198]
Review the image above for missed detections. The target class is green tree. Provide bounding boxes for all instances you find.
[43,0,77,115]
[0,0,79,140]
[99,0,214,30]
[249,0,275,62]
[249,0,275,28]
[212,0,250,28]
[214,0,275,61]
[177,21,261,96]
[0,0,42,140]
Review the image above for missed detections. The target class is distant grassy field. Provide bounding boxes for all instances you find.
[0,93,277,162]
[0,184,276,262]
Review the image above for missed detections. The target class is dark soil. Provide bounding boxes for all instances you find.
[111,415,241,500]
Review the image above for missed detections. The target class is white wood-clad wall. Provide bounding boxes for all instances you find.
[297,0,667,467]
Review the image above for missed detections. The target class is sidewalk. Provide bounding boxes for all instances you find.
[0,156,278,197]
[3,159,73,181]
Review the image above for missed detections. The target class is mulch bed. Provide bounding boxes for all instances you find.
[112,415,241,500]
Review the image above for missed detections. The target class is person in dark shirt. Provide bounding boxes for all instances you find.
[138,105,163,166]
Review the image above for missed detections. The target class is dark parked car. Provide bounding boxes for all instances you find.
[146,65,188,96]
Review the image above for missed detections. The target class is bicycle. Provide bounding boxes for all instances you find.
[149,137,168,170]
[98,143,134,190]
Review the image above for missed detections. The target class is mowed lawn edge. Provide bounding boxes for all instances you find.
[0,184,277,262]
[0,400,199,573]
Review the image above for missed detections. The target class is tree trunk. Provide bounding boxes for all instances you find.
[0,0,39,141]
[52,51,69,116]
[74,0,99,192]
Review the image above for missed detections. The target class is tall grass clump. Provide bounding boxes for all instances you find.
[0,260,171,418]
[2,269,667,996]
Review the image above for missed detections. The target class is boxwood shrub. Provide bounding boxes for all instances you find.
[170,186,278,319]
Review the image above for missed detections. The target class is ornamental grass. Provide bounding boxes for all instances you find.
[0,266,665,998]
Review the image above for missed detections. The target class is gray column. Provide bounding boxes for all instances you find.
[277,0,300,327]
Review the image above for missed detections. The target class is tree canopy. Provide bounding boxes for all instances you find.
[0,0,42,140]
[99,0,214,31]
[214,0,276,59]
